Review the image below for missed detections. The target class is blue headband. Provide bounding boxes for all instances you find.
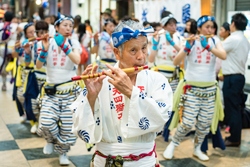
[111,26,154,48]
[197,16,215,27]
[54,13,74,27]
[24,23,34,31]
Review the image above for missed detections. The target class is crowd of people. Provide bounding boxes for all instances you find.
[0,7,249,166]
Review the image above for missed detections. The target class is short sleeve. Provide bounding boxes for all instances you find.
[71,39,82,53]
[222,36,234,53]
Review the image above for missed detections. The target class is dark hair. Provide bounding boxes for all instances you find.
[131,18,139,22]
[161,11,172,19]
[4,11,13,22]
[150,22,161,31]
[231,13,248,31]
[104,17,117,27]
[44,15,50,19]
[28,18,34,23]
[35,20,48,31]
[161,11,177,26]
[85,19,90,25]
[213,21,218,35]
[84,19,92,32]
[143,21,150,27]
[184,18,197,34]
[74,15,81,29]
[75,15,81,23]
[78,23,86,42]
[50,15,57,24]
[222,22,230,32]
[121,15,131,22]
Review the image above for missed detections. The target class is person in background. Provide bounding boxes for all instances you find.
[73,15,81,32]
[222,13,250,147]
[36,14,82,165]
[219,22,230,40]
[71,15,82,41]
[11,16,18,24]
[101,8,112,31]
[148,11,183,93]
[212,21,220,42]
[217,22,231,132]
[184,19,197,38]
[33,12,41,22]
[50,15,57,25]
[44,15,55,36]
[17,16,22,24]
[101,8,112,21]
[85,19,92,34]
[183,19,197,70]
[28,18,34,23]
[164,15,226,161]
[0,12,22,91]
[77,23,91,75]
[150,22,162,32]
[143,21,151,28]
[91,17,116,72]
[121,15,131,22]
[20,20,49,133]
[12,23,38,133]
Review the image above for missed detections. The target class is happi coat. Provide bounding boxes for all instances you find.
[70,63,173,166]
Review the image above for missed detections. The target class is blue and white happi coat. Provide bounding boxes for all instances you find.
[70,63,173,166]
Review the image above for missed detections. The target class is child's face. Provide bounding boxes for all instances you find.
[37,30,49,37]
[25,25,36,38]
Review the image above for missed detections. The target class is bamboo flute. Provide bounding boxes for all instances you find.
[71,65,148,81]
[15,35,54,47]
[184,34,214,41]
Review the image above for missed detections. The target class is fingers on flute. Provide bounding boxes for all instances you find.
[92,65,99,74]
[82,66,93,75]
[103,69,115,80]
[105,63,119,75]
[97,75,106,83]
[107,78,115,85]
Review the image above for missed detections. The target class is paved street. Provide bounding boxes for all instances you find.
[0,80,250,167]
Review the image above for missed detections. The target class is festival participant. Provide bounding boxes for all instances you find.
[19,20,49,134]
[44,15,55,36]
[0,11,22,91]
[143,21,150,28]
[70,20,173,167]
[184,19,197,38]
[212,21,220,43]
[148,11,183,93]
[36,14,82,165]
[12,23,39,133]
[91,17,116,72]
[163,15,226,161]
[77,23,91,75]
[219,22,230,40]
[101,8,112,28]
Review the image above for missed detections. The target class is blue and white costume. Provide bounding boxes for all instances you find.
[70,67,173,166]
[37,37,82,154]
[70,25,173,166]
